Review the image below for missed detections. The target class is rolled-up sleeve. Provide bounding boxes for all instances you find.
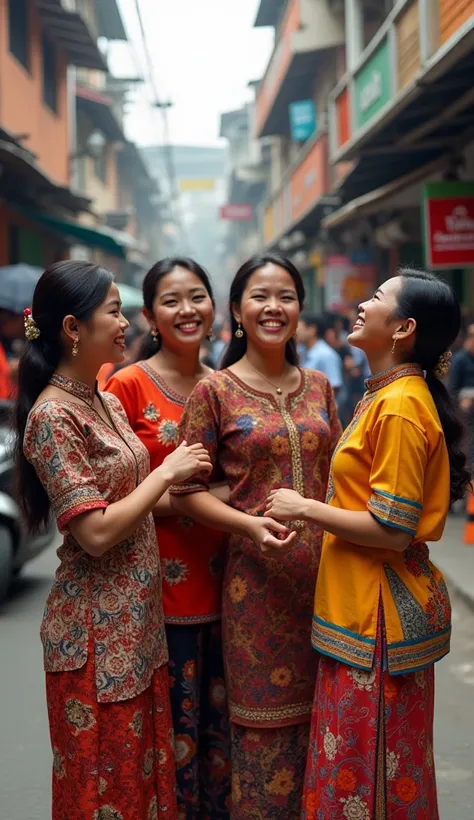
[24,402,108,532]
[367,413,427,536]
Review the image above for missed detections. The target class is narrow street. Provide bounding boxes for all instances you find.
[0,541,473,819]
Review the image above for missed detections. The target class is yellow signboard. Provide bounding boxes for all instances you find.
[178,178,216,192]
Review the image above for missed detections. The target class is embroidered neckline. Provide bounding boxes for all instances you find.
[224,367,306,406]
[137,361,187,407]
[365,363,423,394]
[49,372,97,405]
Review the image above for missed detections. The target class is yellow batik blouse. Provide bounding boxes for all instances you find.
[312,363,452,675]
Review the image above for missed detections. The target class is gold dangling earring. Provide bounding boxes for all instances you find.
[391,338,397,355]
[235,323,244,339]
[151,328,159,343]
[72,338,79,357]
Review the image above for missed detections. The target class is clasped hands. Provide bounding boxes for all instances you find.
[250,488,308,558]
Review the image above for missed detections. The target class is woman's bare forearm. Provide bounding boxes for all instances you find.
[170,491,251,537]
[301,499,410,552]
[153,483,230,517]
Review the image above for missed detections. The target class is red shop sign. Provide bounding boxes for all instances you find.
[219,204,253,221]
[424,185,474,269]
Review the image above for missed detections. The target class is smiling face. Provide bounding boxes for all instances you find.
[233,263,300,353]
[69,282,130,367]
[348,276,415,356]
[146,265,214,351]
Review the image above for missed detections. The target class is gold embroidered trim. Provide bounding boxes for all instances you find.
[387,629,451,675]
[137,362,187,407]
[229,699,312,724]
[281,390,306,528]
[312,617,451,675]
[164,613,221,625]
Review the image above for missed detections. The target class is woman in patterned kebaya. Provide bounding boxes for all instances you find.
[169,254,341,819]
[266,271,470,819]
[106,258,231,819]
[14,261,213,820]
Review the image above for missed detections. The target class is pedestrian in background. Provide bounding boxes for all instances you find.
[450,321,474,396]
[297,312,343,395]
[266,270,469,820]
[330,310,371,426]
[106,257,231,819]
[209,319,231,369]
[170,253,341,820]
[13,261,213,820]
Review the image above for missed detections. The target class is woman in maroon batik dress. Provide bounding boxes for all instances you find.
[170,254,341,819]
[14,261,212,820]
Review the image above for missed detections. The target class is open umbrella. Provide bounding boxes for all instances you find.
[0,265,43,314]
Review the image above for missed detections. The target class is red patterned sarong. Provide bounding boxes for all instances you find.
[302,613,439,819]
[46,660,177,819]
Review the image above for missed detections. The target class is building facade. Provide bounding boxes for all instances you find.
[252,0,474,313]
[0,0,163,283]
[0,0,104,267]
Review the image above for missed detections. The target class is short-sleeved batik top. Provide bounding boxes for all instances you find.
[170,368,341,728]
[312,364,452,676]
[23,374,167,703]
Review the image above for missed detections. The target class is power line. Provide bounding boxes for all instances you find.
[132,0,186,244]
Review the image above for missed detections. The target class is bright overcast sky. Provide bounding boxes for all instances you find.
[109,0,274,147]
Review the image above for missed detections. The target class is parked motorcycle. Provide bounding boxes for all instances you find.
[0,402,56,604]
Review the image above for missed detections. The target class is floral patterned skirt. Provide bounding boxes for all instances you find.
[166,622,231,819]
[46,661,177,820]
[302,615,439,820]
[231,722,310,819]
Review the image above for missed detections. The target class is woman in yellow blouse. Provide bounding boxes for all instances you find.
[265,270,470,819]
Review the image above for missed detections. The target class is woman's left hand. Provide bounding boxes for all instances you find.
[265,488,308,521]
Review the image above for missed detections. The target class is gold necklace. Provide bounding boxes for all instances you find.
[245,357,290,396]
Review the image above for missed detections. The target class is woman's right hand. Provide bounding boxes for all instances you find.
[245,516,297,556]
[158,442,212,485]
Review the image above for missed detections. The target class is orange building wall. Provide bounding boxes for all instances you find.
[439,0,474,44]
[0,0,70,185]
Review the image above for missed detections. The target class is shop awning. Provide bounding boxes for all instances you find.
[76,86,125,142]
[37,0,107,71]
[322,156,449,230]
[0,137,90,214]
[18,210,145,259]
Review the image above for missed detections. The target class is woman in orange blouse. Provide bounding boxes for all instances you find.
[106,257,231,818]
[14,261,212,820]
[266,270,470,819]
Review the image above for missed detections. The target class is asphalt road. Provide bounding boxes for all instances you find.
[0,542,473,819]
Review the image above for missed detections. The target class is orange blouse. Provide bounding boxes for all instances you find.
[106,361,226,625]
